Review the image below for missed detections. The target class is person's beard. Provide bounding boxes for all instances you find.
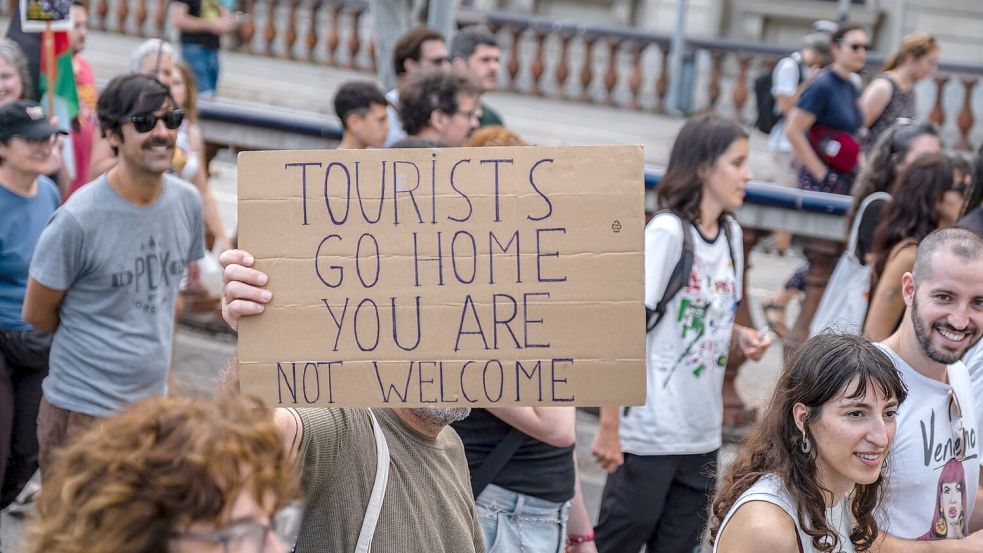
[911,294,979,364]
[410,407,471,426]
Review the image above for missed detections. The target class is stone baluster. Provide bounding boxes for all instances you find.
[722,227,764,431]
[554,30,573,100]
[264,0,279,57]
[627,41,646,110]
[326,3,342,66]
[579,34,597,102]
[283,0,299,59]
[154,0,169,41]
[347,4,365,70]
[603,38,621,106]
[306,0,321,61]
[238,0,257,53]
[706,51,724,110]
[134,0,147,36]
[929,75,949,127]
[654,43,670,113]
[116,0,129,33]
[96,0,108,31]
[956,77,977,151]
[731,54,752,121]
[785,237,841,351]
[529,29,547,96]
[367,39,376,73]
[506,26,523,92]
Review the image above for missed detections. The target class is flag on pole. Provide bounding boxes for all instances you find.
[39,30,78,121]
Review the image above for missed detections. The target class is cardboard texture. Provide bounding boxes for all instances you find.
[237,145,646,407]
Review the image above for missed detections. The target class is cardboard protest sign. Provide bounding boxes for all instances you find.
[237,145,646,407]
[20,0,72,31]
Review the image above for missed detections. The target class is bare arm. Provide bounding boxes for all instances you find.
[22,278,66,333]
[864,245,916,342]
[872,530,983,553]
[971,466,983,532]
[775,93,797,116]
[785,108,826,181]
[861,79,893,129]
[566,453,598,553]
[188,123,231,252]
[715,501,800,553]
[591,406,623,473]
[169,2,236,34]
[485,406,575,448]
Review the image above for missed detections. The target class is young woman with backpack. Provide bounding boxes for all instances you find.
[590,114,771,553]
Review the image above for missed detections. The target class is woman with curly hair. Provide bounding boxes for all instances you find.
[864,154,965,340]
[710,332,907,553]
[28,394,302,553]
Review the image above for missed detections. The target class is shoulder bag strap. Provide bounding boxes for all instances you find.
[354,409,391,553]
[849,191,891,254]
[470,426,525,498]
[648,211,693,331]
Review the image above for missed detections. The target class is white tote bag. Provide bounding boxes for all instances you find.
[809,192,891,337]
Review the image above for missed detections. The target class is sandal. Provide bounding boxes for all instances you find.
[763,302,789,340]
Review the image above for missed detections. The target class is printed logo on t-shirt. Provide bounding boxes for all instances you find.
[109,235,186,314]
[915,401,977,540]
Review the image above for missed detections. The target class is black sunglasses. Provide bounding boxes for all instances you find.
[845,42,870,52]
[129,109,185,133]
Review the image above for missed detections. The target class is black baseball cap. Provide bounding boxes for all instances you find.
[0,100,65,140]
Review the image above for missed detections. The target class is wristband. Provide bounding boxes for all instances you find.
[566,529,595,546]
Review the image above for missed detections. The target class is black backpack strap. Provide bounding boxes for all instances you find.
[470,427,525,498]
[647,211,694,332]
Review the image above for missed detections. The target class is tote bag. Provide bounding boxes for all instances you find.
[809,192,891,336]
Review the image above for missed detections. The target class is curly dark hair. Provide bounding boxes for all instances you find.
[29,394,298,553]
[655,113,748,224]
[710,333,907,553]
[397,68,480,136]
[871,153,955,279]
[849,121,940,226]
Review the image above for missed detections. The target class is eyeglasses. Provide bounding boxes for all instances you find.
[12,134,58,148]
[844,42,870,53]
[947,388,968,462]
[129,109,184,133]
[951,182,969,196]
[454,108,480,122]
[174,500,304,553]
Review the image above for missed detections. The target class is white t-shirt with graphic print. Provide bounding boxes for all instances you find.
[620,213,743,456]
[877,344,981,541]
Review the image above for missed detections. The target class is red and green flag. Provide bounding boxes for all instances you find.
[39,30,78,121]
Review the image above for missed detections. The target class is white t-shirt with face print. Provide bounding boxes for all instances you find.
[877,344,981,541]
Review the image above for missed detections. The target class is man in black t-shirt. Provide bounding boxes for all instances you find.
[169,0,237,98]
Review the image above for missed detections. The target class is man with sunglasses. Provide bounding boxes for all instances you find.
[23,74,204,477]
[874,227,983,551]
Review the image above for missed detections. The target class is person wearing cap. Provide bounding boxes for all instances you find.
[22,74,205,477]
[0,100,63,521]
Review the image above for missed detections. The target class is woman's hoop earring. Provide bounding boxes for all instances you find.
[800,429,812,454]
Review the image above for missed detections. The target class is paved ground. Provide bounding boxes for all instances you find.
[0,20,808,552]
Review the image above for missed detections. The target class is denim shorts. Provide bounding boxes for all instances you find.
[476,483,571,553]
[180,43,220,97]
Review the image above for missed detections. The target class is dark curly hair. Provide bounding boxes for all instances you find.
[871,153,955,279]
[397,68,480,136]
[710,333,907,553]
[29,394,298,553]
[655,113,748,224]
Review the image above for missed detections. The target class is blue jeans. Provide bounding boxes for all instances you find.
[180,43,219,97]
[476,484,571,553]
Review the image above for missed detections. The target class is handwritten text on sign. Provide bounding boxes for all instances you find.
[237,146,645,407]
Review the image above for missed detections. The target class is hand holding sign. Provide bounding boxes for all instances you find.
[236,145,646,408]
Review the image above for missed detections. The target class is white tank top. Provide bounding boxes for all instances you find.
[714,474,855,553]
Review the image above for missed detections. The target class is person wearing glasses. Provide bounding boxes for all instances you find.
[865,154,966,341]
[397,68,482,148]
[384,26,452,147]
[28,394,302,553]
[22,73,204,477]
[874,227,983,549]
[0,100,62,532]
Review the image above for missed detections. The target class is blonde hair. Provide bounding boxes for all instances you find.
[29,395,298,553]
[467,125,526,147]
[0,38,31,101]
[883,32,938,71]
[175,61,199,123]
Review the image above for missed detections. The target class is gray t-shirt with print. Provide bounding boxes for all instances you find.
[30,174,204,417]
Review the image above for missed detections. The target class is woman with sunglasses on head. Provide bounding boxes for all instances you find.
[864,154,966,341]
[28,394,302,553]
[710,332,907,553]
[785,24,868,196]
[0,100,63,527]
[860,32,939,153]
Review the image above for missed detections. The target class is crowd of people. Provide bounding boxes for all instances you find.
[2,10,983,553]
